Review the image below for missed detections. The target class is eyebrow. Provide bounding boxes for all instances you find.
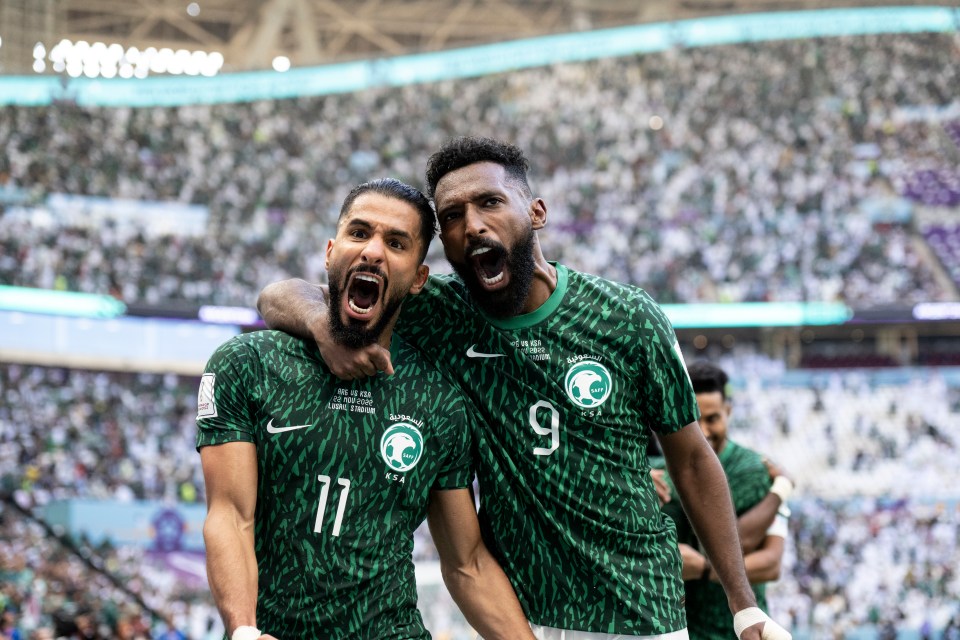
[344,217,415,242]
[437,189,503,213]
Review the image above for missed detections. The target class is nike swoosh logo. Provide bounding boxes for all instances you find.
[266,419,312,434]
[466,345,505,359]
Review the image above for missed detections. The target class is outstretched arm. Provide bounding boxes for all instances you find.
[257,278,393,377]
[658,424,790,640]
[428,488,534,640]
[200,442,277,640]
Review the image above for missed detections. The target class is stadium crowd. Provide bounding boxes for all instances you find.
[1,33,958,309]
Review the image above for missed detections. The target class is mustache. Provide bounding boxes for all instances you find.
[345,263,388,284]
[465,237,506,256]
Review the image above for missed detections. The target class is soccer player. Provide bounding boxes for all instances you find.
[198,178,533,640]
[654,361,792,640]
[258,138,791,640]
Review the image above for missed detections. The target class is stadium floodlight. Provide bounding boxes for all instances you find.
[0,286,127,319]
[33,38,223,78]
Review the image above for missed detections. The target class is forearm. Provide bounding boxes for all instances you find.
[742,549,781,583]
[678,543,708,581]
[737,493,781,553]
[429,489,533,640]
[204,508,259,634]
[257,278,327,338]
[668,446,756,613]
[441,546,533,640]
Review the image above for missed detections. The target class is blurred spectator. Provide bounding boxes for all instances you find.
[1,33,957,308]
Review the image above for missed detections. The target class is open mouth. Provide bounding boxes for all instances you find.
[346,271,383,318]
[469,245,508,288]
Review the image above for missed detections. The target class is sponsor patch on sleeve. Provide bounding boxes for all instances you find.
[197,373,218,419]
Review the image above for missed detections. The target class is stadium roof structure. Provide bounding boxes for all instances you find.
[0,0,950,75]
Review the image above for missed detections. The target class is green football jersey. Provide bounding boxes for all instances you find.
[396,264,700,635]
[196,330,473,639]
[657,440,773,640]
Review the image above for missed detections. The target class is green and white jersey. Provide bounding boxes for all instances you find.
[195,330,473,640]
[397,264,700,635]
[656,440,772,640]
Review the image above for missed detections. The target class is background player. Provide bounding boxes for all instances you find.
[258,137,791,640]
[655,361,792,640]
[198,178,533,640]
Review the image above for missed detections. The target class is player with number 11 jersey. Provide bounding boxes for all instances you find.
[197,330,474,638]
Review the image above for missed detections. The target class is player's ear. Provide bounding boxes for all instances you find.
[408,264,429,295]
[724,400,732,418]
[324,238,334,270]
[529,197,547,230]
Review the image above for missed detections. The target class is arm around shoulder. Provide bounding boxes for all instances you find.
[257,278,328,338]
[257,278,393,377]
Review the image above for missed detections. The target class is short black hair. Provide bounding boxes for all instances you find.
[425,136,532,199]
[338,178,436,262]
[687,361,730,401]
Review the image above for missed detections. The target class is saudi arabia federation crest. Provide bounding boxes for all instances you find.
[564,360,613,408]
[380,423,424,472]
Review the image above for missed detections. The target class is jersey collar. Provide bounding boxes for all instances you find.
[481,263,568,330]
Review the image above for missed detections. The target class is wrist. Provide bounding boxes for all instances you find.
[733,607,768,640]
[231,626,261,640]
[770,475,794,503]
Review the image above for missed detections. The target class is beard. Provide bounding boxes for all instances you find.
[327,264,404,348]
[448,227,535,319]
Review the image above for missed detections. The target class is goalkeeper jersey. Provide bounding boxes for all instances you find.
[196,330,473,639]
[397,263,700,635]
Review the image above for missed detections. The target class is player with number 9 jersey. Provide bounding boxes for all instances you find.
[397,264,700,636]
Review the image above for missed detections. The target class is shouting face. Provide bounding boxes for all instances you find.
[325,192,429,347]
[434,161,545,318]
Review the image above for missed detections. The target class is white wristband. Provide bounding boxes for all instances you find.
[734,607,792,640]
[733,607,768,639]
[231,626,261,640]
[769,475,794,503]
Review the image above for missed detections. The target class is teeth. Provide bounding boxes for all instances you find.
[481,271,504,285]
[348,299,374,314]
[471,247,492,257]
[356,274,378,283]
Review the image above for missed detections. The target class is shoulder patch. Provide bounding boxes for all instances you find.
[197,373,218,419]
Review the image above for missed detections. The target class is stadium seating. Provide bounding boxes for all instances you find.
[1,33,958,309]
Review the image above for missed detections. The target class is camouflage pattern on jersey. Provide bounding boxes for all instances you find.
[196,330,473,639]
[657,440,773,640]
[396,264,699,635]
